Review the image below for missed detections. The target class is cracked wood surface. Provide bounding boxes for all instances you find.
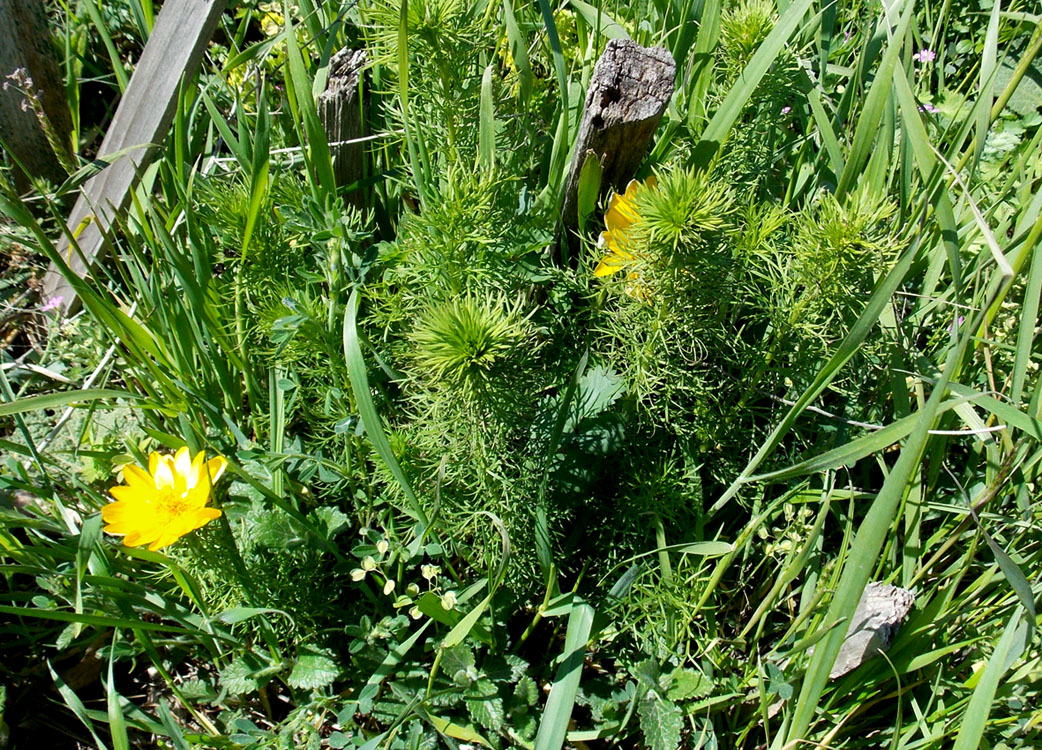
[560,39,675,235]
[318,48,367,209]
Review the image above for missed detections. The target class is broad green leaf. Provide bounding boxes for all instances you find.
[639,695,683,750]
[576,150,603,234]
[288,647,340,690]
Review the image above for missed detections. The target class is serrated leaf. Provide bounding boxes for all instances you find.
[465,680,505,732]
[220,655,263,695]
[665,668,712,701]
[632,658,662,695]
[288,647,340,690]
[310,506,350,539]
[484,652,528,683]
[179,677,217,703]
[442,644,478,685]
[639,696,683,750]
[514,675,538,706]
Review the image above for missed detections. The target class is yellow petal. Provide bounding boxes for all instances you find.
[109,484,156,505]
[205,456,228,484]
[191,507,222,527]
[124,527,162,548]
[594,232,635,277]
[188,451,206,490]
[604,192,639,233]
[148,452,161,476]
[152,454,175,491]
[122,464,155,490]
[102,499,144,523]
[174,447,192,493]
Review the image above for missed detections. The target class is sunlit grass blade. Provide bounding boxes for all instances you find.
[283,1,336,202]
[0,389,140,418]
[343,290,428,525]
[711,233,922,513]
[952,607,1031,750]
[106,636,130,750]
[48,661,110,750]
[477,64,496,170]
[534,598,595,750]
[834,1,912,197]
[692,0,816,167]
[785,297,985,743]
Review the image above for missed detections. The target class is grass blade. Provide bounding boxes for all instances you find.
[692,0,815,167]
[343,290,428,525]
[952,607,1030,750]
[534,598,595,750]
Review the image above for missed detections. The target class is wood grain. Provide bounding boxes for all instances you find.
[560,39,675,235]
[42,0,226,313]
[0,0,73,193]
[318,47,367,208]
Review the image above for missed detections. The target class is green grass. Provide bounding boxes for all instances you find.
[2,0,1042,748]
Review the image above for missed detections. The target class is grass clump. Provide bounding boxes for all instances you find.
[2,0,1042,748]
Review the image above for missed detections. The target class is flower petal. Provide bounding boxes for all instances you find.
[604,192,639,233]
[205,456,228,484]
[187,451,206,490]
[109,484,156,505]
[174,447,192,493]
[152,454,175,491]
[122,464,155,490]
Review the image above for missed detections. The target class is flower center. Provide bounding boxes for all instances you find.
[157,489,190,519]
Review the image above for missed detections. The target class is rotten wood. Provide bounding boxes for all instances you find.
[560,39,675,234]
[318,47,367,208]
[0,0,73,193]
[42,0,226,314]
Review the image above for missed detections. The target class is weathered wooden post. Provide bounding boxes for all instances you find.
[41,0,226,314]
[318,48,367,208]
[0,0,73,193]
[560,39,675,236]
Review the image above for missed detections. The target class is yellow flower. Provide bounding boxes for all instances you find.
[593,176,657,280]
[102,448,228,551]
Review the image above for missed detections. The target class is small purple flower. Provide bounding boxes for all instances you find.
[781,106,791,115]
[913,49,936,64]
[919,103,940,114]
[39,295,63,313]
[948,315,965,332]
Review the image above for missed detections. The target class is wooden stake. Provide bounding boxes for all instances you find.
[560,39,675,236]
[0,0,73,193]
[41,0,225,314]
[318,48,367,208]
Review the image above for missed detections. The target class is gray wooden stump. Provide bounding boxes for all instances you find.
[42,0,226,314]
[560,39,675,235]
[318,48,367,208]
[0,0,73,193]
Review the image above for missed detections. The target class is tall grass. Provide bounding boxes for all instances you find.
[2,0,1041,747]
